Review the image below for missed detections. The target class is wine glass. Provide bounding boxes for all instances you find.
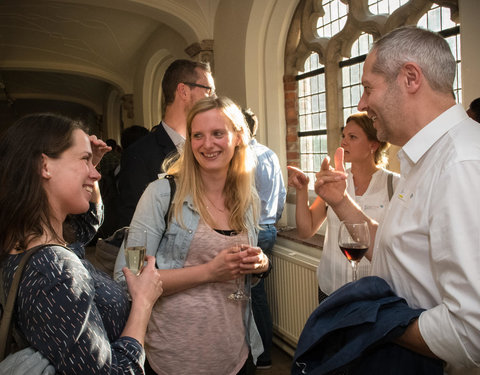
[228,234,250,301]
[124,227,147,276]
[338,221,370,282]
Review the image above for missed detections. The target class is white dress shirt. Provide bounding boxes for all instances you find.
[162,121,185,151]
[372,104,480,373]
[318,168,399,295]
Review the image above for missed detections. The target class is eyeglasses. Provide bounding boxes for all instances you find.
[182,82,214,95]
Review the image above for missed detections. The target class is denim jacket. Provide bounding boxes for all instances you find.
[114,177,263,362]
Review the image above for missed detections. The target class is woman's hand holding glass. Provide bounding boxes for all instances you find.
[204,243,269,301]
[227,242,269,301]
[238,245,269,275]
[123,256,163,308]
[228,242,250,301]
[205,246,244,282]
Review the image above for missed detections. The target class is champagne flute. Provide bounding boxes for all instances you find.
[338,221,370,282]
[228,234,250,301]
[124,227,147,276]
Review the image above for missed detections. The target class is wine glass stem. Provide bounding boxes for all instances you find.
[351,261,358,281]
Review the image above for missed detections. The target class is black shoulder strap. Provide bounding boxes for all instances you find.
[164,174,176,224]
[0,244,48,360]
[387,172,394,201]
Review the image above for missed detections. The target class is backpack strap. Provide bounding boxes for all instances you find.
[164,174,176,225]
[0,244,49,360]
[151,175,176,263]
[387,172,394,201]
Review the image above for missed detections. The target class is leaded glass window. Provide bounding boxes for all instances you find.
[295,0,461,191]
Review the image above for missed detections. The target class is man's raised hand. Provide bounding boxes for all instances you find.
[314,147,347,207]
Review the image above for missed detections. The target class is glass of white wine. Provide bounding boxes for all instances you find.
[228,234,250,301]
[124,227,147,276]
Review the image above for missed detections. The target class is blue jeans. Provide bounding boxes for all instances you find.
[251,224,276,365]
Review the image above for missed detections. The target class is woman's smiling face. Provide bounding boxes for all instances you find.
[190,108,238,175]
[43,129,100,218]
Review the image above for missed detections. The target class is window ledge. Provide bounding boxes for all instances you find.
[276,226,323,250]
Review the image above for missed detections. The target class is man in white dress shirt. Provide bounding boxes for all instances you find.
[315,26,480,374]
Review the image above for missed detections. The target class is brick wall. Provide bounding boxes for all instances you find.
[284,74,299,168]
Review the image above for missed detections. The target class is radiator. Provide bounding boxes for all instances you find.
[264,244,319,353]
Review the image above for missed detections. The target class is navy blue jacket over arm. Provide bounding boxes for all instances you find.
[292,276,443,375]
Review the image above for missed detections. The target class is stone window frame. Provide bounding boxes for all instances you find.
[283,0,459,171]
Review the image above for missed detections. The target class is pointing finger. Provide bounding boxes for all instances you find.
[321,155,331,172]
[334,147,345,173]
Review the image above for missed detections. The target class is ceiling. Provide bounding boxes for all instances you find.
[0,0,220,124]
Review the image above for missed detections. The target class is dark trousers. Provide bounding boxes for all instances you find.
[144,359,156,375]
[251,224,276,365]
[318,287,329,304]
[236,352,256,375]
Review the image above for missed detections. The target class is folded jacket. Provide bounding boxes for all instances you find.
[292,276,444,375]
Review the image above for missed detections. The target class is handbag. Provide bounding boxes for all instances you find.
[0,245,55,374]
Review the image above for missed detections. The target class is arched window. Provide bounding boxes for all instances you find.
[417,4,461,102]
[286,0,460,190]
[297,54,327,189]
[341,32,373,120]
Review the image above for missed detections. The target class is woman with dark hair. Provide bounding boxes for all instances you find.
[288,112,399,302]
[467,97,480,123]
[0,113,162,374]
[115,96,269,375]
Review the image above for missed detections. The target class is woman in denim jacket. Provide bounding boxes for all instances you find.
[115,96,270,375]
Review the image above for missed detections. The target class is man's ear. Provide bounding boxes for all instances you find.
[40,153,52,179]
[176,82,189,102]
[402,62,422,93]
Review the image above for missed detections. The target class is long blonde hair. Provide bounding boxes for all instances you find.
[165,96,259,232]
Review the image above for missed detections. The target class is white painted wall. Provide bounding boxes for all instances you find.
[459,0,480,108]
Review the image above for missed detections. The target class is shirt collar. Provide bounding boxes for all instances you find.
[401,104,467,164]
[162,121,185,150]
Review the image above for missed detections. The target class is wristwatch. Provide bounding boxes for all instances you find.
[256,259,273,279]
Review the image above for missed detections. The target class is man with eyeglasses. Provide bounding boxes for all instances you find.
[117,59,215,228]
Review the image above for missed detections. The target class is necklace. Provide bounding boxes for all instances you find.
[353,172,375,193]
[354,180,370,192]
[205,195,226,213]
